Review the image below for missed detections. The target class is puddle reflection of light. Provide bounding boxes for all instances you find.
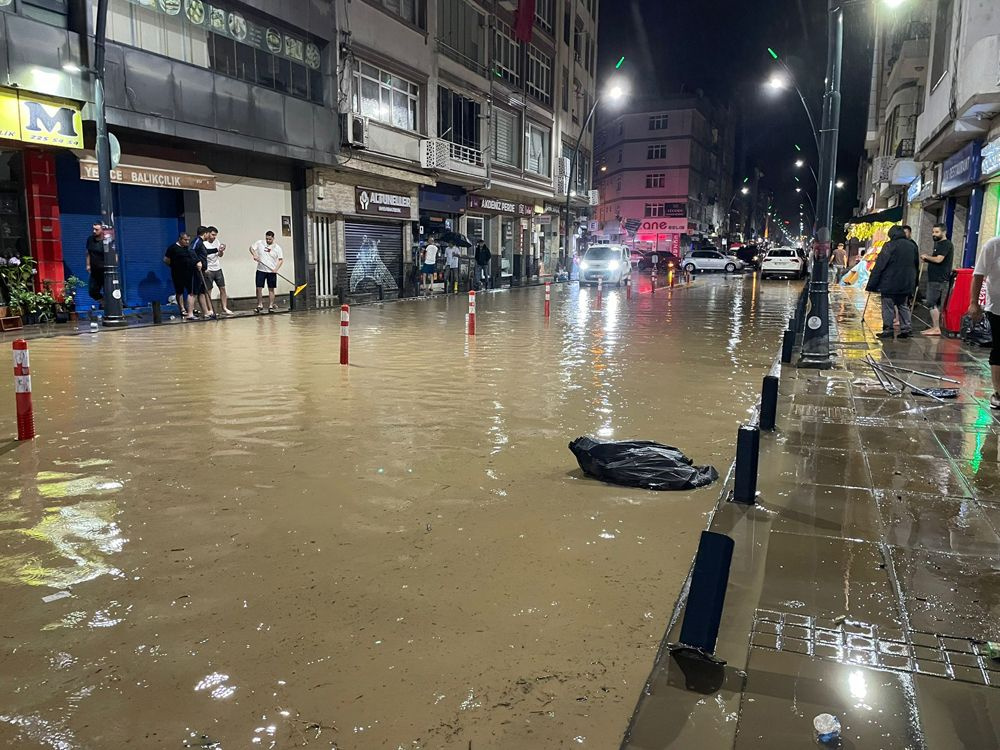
[195,672,237,700]
[848,670,868,705]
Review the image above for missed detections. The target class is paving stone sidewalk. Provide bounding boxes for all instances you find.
[623,285,1000,749]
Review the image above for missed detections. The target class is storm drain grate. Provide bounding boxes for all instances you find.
[751,608,1000,688]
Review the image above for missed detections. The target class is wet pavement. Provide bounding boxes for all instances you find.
[624,285,1000,749]
[0,273,797,749]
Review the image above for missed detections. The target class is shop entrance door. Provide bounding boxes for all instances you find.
[310,214,338,300]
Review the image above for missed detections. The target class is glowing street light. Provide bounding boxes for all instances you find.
[835,180,845,189]
[741,186,750,195]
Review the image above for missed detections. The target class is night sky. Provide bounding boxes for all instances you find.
[597,0,873,236]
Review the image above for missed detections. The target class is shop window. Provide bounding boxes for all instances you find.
[107,0,323,104]
[438,0,486,74]
[494,19,521,87]
[525,44,552,106]
[563,6,571,46]
[561,67,569,112]
[438,87,481,150]
[493,108,520,167]
[526,121,551,177]
[353,61,420,132]
[0,0,69,27]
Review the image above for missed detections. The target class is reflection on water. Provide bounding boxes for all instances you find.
[0,276,798,749]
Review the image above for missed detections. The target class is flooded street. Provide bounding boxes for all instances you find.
[0,276,796,749]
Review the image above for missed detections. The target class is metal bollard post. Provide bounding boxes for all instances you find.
[651,270,657,293]
[626,276,632,300]
[12,339,34,440]
[288,291,296,311]
[340,305,350,365]
[467,290,476,335]
[672,530,735,660]
[733,425,760,504]
[596,277,603,308]
[781,329,795,364]
[760,375,779,431]
[152,301,162,324]
[544,282,551,319]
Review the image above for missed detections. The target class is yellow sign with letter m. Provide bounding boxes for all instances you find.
[0,88,84,149]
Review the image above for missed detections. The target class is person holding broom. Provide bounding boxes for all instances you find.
[250,230,284,314]
[867,225,919,340]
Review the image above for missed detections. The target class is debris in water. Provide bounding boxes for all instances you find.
[569,437,719,490]
[985,642,1000,660]
[42,591,72,603]
[813,713,841,744]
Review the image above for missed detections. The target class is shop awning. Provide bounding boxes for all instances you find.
[850,205,903,225]
[73,151,216,191]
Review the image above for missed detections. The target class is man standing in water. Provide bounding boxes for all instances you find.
[85,222,105,306]
[421,237,439,296]
[164,232,194,318]
[250,230,283,313]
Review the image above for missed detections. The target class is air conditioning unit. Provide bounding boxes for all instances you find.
[588,189,599,206]
[340,113,369,149]
[555,156,571,194]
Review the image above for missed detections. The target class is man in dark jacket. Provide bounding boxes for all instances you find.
[867,225,920,339]
[474,241,492,290]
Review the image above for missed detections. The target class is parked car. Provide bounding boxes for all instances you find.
[631,250,681,271]
[760,248,806,279]
[682,250,744,274]
[735,244,763,270]
[580,244,632,286]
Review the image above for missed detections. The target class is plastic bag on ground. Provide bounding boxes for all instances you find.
[569,437,719,491]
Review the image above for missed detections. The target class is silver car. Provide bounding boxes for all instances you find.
[580,244,632,286]
[682,249,744,274]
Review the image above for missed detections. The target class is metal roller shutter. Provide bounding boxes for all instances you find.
[344,221,402,295]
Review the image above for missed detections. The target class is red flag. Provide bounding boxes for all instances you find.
[514,0,536,44]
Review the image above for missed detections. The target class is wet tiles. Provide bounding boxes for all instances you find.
[765,486,882,543]
[957,460,1000,498]
[891,546,1000,642]
[876,490,1000,556]
[757,532,903,628]
[866,453,972,498]
[776,422,862,452]
[856,424,948,458]
[767,447,873,490]
[913,673,1000,747]
[935,428,1000,462]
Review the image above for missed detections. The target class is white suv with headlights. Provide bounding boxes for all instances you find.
[580,244,632,286]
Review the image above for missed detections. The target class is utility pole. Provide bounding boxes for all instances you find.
[799,1,842,368]
[94,0,126,327]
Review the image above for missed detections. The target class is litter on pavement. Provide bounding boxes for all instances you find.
[569,437,719,491]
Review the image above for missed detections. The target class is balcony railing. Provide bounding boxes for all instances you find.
[420,138,487,178]
[895,138,915,158]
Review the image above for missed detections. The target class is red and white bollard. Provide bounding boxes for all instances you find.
[544,282,551,318]
[626,277,632,301]
[340,305,350,365]
[651,270,657,294]
[12,339,34,441]
[467,290,476,335]
[596,277,603,308]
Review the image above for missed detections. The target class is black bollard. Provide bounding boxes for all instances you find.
[674,531,735,659]
[288,291,296,311]
[733,425,760,504]
[781,329,795,364]
[760,375,779,431]
[152,301,162,325]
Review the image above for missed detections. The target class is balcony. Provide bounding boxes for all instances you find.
[420,138,487,180]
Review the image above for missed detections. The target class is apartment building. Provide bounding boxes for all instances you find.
[591,96,735,257]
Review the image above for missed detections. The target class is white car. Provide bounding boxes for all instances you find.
[760,248,806,279]
[580,244,632,286]
[682,250,744,274]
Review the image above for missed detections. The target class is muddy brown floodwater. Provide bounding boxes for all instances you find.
[0,275,797,749]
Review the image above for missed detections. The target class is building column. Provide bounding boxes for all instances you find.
[23,150,64,298]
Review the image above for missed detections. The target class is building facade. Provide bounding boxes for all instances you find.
[591,96,735,257]
[857,0,1000,265]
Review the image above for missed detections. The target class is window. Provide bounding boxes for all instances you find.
[646,173,666,189]
[371,0,423,28]
[561,67,569,111]
[930,0,953,88]
[647,144,668,160]
[563,6,571,45]
[525,45,552,105]
[438,86,481,149]
[534,0,554,34]
[562,144,589,194]
[493,108,519,167]
[494,19,521,87]
[645,203,666,217]
[616,176,623,193]
[525,121,551,177]
[353,62,419,130]
[649,114,669,130]
[618,122,624,135]
[438,0,486,73]
[6,0,69,26]
[109,0,324,104]
[617,149,622,164]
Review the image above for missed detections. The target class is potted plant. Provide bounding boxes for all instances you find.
[57,276,85,323]
[0,256,57,324]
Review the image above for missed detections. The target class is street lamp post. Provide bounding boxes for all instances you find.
[563,81,626,269]
[94,0,126,327]
[766,51,821,154]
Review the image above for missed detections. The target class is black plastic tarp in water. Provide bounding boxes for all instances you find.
[569,437,719,491]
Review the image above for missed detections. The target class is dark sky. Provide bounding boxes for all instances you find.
[597,0,872,235]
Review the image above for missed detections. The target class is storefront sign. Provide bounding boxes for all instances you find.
[355,187,412,217]
[941,141,982,194]
[906,176,923,203]
[0,89,83,149]
[982,139,1000,178]
[79,159,216,190]
[639,218,687,233]
[467,196,533,216]
[658,203,686,218]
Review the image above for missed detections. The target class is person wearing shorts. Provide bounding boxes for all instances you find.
[203,226,234,315]
[250,231,283,312]
[421,239,439,296]
[970,236,1000,409]
[164,232,194,317]
[188,226,214,319]
[920,224,954,336]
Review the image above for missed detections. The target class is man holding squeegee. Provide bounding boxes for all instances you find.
[250,231,284,314]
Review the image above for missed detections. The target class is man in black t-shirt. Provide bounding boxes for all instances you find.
[920,223,954,336]
[164,232,194,318]
[85,222,105,305]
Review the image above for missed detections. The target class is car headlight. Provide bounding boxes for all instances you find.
[580,261,589,270]
[609,260,620,270]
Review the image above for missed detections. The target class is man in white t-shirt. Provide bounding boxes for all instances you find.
[444,244,461,293]
[421,239,439,296]
[203,226,234,315]
[249,231,284,313]
[971,235,1000,408]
